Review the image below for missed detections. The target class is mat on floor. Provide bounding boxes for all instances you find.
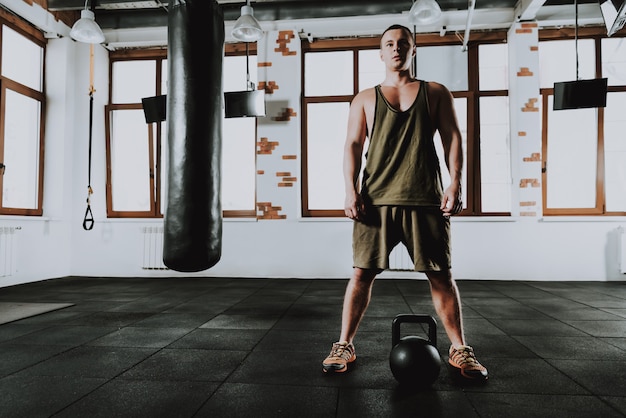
[0,302,74,325]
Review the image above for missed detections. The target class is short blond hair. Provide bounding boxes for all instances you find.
[380,24,414,48]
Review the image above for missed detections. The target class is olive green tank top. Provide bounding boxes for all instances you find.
[361,81,443,206]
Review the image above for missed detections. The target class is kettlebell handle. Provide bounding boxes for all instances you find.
[391,314,437,348]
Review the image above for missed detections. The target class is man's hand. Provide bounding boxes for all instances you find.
[345,192,366,221]
[441,185,463,218]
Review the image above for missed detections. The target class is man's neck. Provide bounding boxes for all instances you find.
[381,70,415,88]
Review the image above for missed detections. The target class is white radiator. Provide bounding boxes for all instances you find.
[0,226,19,278]
[389,245,414,271]
[141,226,169,270]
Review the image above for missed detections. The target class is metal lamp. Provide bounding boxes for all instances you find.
[232,1,264,42]
[408,0,442,25]
[70,1,105,44]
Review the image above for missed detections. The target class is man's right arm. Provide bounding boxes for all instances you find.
[343,93,368,221]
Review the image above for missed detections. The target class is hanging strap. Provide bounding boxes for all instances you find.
[83,45,95,231]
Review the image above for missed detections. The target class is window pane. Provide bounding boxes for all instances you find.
[221,55,257,213]
[602,38,626,86]
[416,46,468,91]
[112,61,157,103]
[604,92,626,212]
[358,49,385,91]
[110,109,151,211]
[434,98,468,208]
[479,43,508,90]
[1,26,43,91]
[480,96,511,212]
[224,55,258,91]
[307,102,350,209]
[305,51,353,96]
[539,39,595,89]
[546,96,598,208]
[222,117,256,211]
[161,59,168,94]
[2,90,41,209]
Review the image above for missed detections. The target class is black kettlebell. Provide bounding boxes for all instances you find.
[389,314,442,387]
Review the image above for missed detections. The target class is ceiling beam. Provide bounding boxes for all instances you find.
[515,0,548,21]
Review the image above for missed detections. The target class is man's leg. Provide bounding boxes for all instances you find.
[426,270,488,380]
[322,267,377,373]
[339,267,378,343]
[425,270,465,347]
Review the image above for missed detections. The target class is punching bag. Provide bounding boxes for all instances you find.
[163,0,224,272]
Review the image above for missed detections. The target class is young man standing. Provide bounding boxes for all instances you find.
[322,24,488,381]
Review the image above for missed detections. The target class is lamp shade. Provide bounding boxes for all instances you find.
[232,5,263,42]
[408,0,442,25]
[70,9,105,44]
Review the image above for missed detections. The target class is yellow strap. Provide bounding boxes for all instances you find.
[89,44,95,95]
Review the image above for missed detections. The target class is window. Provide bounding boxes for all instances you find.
[106,48,258,218]
[0,24,45,216]
[302,49,358,217]
[478,43,511,214]
[106,55,166,218]
[222,54,258,217]
[602,38,626,213]
[540,34,626,216]
[302,33,509,218]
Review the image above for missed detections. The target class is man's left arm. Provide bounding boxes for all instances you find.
[430,82,464,217]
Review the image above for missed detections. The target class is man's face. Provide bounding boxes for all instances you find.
[379,29,415,72]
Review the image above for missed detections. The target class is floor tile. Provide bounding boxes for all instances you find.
[0,277,623,417]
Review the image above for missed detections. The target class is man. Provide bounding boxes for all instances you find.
[322,24,488,381]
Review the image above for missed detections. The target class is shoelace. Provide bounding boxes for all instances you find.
[331,343,352,359]
[452,347,478,366]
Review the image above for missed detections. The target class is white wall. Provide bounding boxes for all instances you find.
[0,11,625,288]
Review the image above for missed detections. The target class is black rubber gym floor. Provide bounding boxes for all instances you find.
[0,276,624,417]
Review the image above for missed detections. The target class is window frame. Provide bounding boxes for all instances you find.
[300,32,509,218]
[0,14,46,216]
[222,43,258,219]
[539,27,626,217]
[106,49,167,218]
[105,45,259,219]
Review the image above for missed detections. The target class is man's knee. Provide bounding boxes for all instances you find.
[352,267,379,284]
[425,270,454,288]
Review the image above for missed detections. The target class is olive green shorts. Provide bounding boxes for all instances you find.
[352,205,451,272]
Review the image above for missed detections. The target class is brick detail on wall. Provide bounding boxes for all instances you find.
[275,30,297,56]
[258,81,279,94]
[521,97,539,112]
[257,137,279,155]
[257,170,265,175]
[516,22,538,34]
[518,131,527,137]
[276,171,297,187]
[523,152,541,162]
[273,108,297,122]
[530,46,538,52]
[520,201,537,206]
[258,62,272,67]
[520,211,537,216]
[257,202,287,220]
[517,67,534,77]
[520,178,540,188]
[282,155,297,160]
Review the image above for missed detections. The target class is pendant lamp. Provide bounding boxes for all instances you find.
[70,0,105,44]
[408,0,442,25]
[232,0,264,42]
